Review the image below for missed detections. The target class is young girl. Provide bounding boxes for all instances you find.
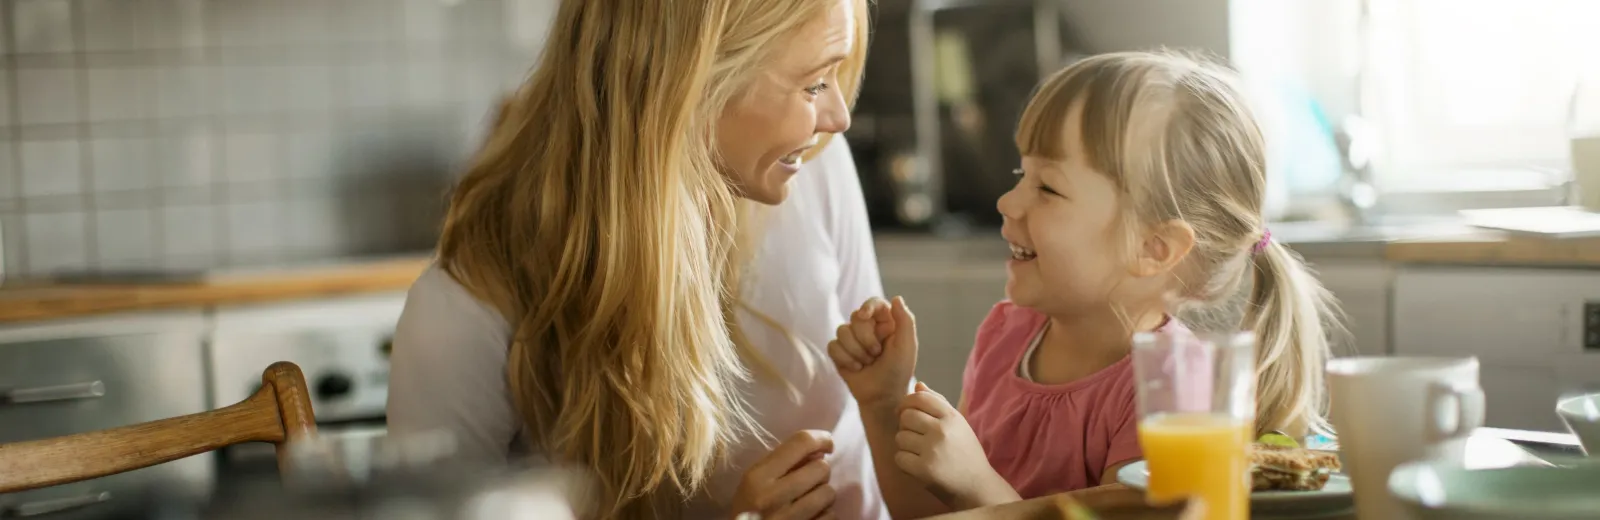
[827,51,1343,518]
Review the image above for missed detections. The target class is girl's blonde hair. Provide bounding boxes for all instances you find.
[436,0,868,517]
[1016,51,1344,438]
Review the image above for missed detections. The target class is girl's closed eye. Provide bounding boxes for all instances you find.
[1015,168,1065,199]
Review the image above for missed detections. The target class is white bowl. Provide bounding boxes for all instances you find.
[1556,393,1600,456]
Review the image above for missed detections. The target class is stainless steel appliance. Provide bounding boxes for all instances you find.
[896,0,1072,231]
[207,292,406,482]
[0,312,211,519]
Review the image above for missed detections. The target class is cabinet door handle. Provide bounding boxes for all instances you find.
[2,491,111,517]
[0,381,106,405]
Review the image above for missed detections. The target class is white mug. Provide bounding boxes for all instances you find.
[1326,357,1485,520]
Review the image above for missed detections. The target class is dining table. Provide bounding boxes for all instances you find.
[926,427,1580,520]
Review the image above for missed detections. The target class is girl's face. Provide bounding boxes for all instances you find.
[714,0,855,205]
[997,104,1130,316]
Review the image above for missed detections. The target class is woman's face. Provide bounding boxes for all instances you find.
[715,0,856,205]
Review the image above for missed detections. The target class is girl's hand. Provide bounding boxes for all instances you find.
[729,430,838,520]
[827,297,919,408]
[894,382,1018,510]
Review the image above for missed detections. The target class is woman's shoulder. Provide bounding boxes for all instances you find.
[388,264,523,462]
[397,264,513,349]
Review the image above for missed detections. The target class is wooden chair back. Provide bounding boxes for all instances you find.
[0,361,317,493]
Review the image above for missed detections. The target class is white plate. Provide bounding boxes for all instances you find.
[1116,460,1354,518]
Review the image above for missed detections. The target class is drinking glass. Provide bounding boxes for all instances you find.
[1131,331,1256,520]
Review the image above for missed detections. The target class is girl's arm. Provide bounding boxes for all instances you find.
[818,137,949,517]
[858,399,956,518]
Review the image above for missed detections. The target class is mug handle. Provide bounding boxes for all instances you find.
[1424,381,1486,442]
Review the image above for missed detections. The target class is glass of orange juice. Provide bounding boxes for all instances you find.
[1131,331,1255,520]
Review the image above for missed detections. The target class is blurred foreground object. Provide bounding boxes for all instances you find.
[109,430,593,520]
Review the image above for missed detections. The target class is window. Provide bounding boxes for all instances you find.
[1364,0,1600,183]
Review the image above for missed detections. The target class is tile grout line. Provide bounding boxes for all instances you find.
[202,0,231,269]
[2,0,23,276]
[143,0,166,270]
[69,0,97,273]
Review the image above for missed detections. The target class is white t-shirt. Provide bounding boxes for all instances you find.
[386,139,890,520]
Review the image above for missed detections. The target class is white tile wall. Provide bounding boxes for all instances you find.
[0,143,15,202]
[1,0,537,276]
[160,204,216,259]
[87,68,158,122]
[0,69,13,126]
[94,208,156,268]
[12,0,74,54]
[81,0,142,52]
[221,132,278,183]
[225,201,283,253]
[19,140,82,197]
[24,211,88,274]
[156,131,212,188]
[1,214,26,273]
[89,138,156,193]
[16,69,81,125]
[154,67,209,118]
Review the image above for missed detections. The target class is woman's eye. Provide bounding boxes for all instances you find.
[804,82,829,96]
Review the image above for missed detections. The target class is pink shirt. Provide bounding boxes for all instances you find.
[961,301,1189,497]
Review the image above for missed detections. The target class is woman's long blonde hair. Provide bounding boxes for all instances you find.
[435,0,868,517]
[1016,51,1345,438]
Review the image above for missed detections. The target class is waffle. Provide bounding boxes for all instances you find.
[1249,443,1342,491]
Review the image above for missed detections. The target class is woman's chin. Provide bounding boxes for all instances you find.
[735,176,790,205]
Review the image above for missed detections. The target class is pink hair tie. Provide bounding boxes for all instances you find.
[1252,229,1273,255]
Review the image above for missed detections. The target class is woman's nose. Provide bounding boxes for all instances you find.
[815,88,851,134]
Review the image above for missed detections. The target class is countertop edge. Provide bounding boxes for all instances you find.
[2,232,1598,325]
[0,256,433,324]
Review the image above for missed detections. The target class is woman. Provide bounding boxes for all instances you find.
[385,0,884,519]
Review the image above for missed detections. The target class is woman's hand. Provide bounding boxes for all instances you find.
[894,383,1018,510]
[827,296,918,408]
[729,430,838,520]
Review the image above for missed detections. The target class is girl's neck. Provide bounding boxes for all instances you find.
[1040,304,1168,361]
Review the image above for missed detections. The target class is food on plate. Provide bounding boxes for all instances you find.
[1257,431,1300,449]
[1249,443,1342,491]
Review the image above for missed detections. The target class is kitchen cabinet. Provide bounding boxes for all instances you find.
[0,311,209,519]
[1393,266,1600,432]
[1309,259,1394,357]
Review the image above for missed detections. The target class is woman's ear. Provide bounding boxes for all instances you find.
[1130,219,1196,277]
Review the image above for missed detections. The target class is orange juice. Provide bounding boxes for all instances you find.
[1137,413,1252,520]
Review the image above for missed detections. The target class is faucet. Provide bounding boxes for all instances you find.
[1335,0,1379,228]
[1334,114,1379,227]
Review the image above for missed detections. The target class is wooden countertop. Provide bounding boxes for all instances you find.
[1385,233,1600,267]
[0,256,432,324]
[0,230,1594,325]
